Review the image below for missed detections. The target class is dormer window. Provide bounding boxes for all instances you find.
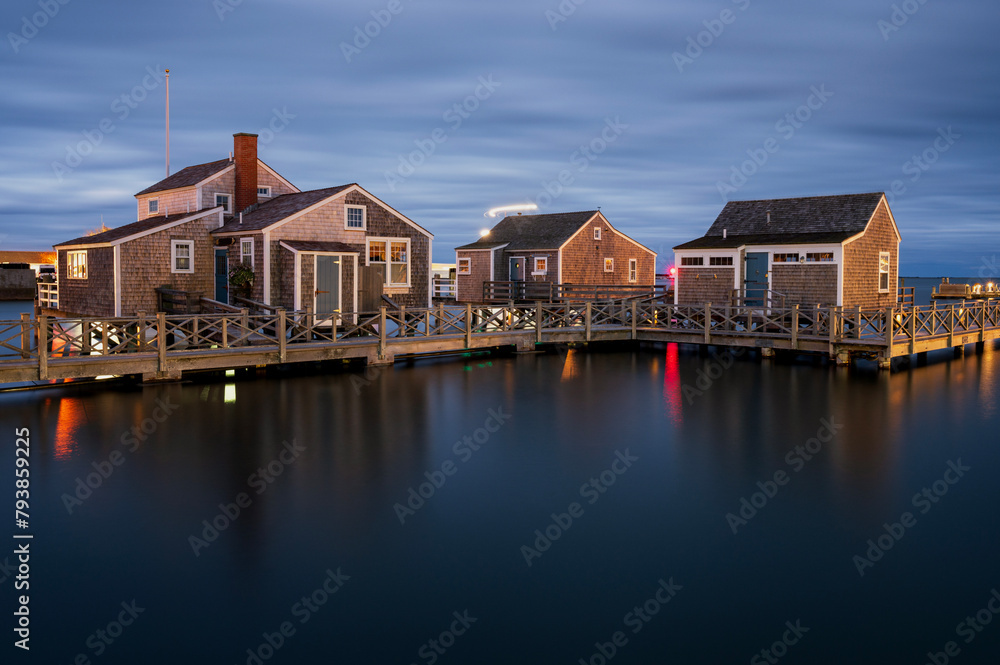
[148,199,159,215]
[257,186,271,197]
[215,193,231,213]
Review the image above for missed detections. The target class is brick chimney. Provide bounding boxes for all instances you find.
[233,132,258,215]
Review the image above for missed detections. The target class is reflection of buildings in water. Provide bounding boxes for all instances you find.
[663,344,682,426]
[52,396,88,460]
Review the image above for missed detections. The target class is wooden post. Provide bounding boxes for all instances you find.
[157,312,167,374]
[305,305,313,341]
[379,306,387,358]
[137,312,147,351]
[908,306,916,355]
[631,300,637,340]
[464,303,472,348]
[536,301,543,345]
[277,309,286,363]
[424,310,431,337]
[81,320,92,355]
[585,301,592,342]
[20,313,30,359]
[704,302,711,344]
[979,301,986,343]
[947,304,955,348]
[399,305,407,337]
[222,317,229,349]
[331,311,338,342]
[241,308,250,346]
[791,304,799,349]
[885,308,895,358]
[38,315,48,380]
[101,321,108,355]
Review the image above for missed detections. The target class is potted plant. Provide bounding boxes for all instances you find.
[228,261,255,300]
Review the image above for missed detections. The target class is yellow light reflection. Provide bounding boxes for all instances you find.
[560,348,581,382]
[224,384,236,403]
[53,398,88,460]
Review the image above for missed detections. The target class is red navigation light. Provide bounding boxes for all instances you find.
[668,267,677,279]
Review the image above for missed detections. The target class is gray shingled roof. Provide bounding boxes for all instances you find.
[675,193,886,250]
[213,186,354,234]
[54,208,220,247]
[135,159,232,196]
[457,211,598,251]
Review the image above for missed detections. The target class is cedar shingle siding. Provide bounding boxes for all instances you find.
[560,218,654,285]
[843,199,898,309]
[57,247,114,317]
[677,267,734,304]
[771,265,838,306]
[456,251,494,302]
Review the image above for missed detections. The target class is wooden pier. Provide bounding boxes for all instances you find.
[1,299,999,386]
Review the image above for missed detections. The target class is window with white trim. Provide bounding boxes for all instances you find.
[594,227,602,240]
[457,258,471,275]
[215,193,231,213]
[709,256,733,266]
[240,238,254,267]
[148,199,159,215]
[628,258,638,283]
[368,238,410,287]
[345,205,366,230]
[67,251,87,279]
[171,240,194,274]
[604,258,614,273]
[680,256,703,266]
[806,252,834,262]
[533,257,548,275]
[257,186,271,197]
[878,252,891,292]
[773,253,800,263]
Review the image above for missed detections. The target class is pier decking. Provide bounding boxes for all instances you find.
[2,299,999,385]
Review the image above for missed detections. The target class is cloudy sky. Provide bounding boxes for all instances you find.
[1,0,997,275]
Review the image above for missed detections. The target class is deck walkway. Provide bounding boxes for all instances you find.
[2,299,999,385]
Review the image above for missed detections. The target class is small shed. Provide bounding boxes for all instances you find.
[673,193,901,309]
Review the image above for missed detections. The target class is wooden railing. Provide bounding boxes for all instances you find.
[37,281,58,309]
[483,281,666,302]
[433,277,456,299]
[3,299,1000,381]
[730,289,787,309]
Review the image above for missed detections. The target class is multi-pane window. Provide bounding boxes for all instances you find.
[879,252,891,292]
[346,205,365,229]
[534,257,547,274]
[628,258,638,283]
[215,193,231,213]
[67,251,87,279]
[594,227,602,240]
[458,258,471,274]
[773,253,800,263]
[604,258,614,272]
[148,199,159,214]
[680,256,703,266]
[257,186,271,197]
[806,253,834,262]
[709,256,734,266]
[172,240,194,273]
[368,238,409,286]
[240,238,254,267]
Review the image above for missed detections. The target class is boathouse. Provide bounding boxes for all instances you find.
[49,133,433,317]
[454,210,656,302]
[673,193,901,309]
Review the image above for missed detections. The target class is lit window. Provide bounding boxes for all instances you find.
[257,186,271,197]
[879,252,890,292]
[67,251,87,279]
[709,256,733,266]
[628,258,638,283]
[346,205,366,230]
[806,252,834,262]
[368,238,410,287]
[171,240,194,274]
[680,257,703,266]
[148,199,159,215]
[604,258,614,272]
[594,227,602,240]
[533,257,547,274]
[215,193,231,213]
[458,258,471,275]
[773,253,800,263]
[240,238,254,267]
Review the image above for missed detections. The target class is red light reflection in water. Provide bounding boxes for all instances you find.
[53,398,88,460]
[663,343,683,425]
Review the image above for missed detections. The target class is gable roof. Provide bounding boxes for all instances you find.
[54,208,221,247]
[458,211,599,251]
[135,159,233,196]
[675,193,889,250]
[213,186,353,234]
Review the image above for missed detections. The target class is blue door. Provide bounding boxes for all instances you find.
[214,248,229,303]
[315,255,341,320]
[744,252,768,306]
[509,257,523,281]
